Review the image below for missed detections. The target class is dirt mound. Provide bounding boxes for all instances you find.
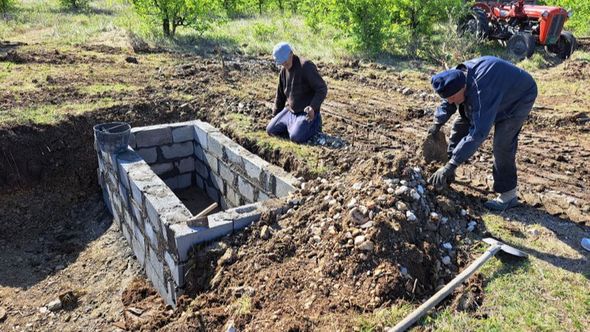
[159,153,481,330]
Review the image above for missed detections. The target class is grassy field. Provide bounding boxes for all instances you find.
[1,1,589,330]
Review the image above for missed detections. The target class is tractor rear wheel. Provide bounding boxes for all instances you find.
[507,32,536,60]
[458,9,489,41]
[546,31,577,59]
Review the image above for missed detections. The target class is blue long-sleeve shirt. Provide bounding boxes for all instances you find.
[434,56,537,166]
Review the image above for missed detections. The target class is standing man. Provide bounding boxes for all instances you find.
[427,56,538,211]
[266,42,328,143]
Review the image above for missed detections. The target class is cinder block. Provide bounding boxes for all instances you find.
[164,251,185,286]
[166,280,180,307]
[211,173,224,193]
[151,162,174,175]
[164,176,179,190]
[243,154,269,183]
[207,132,227,159]
[225,186,241,207]
[196,174,205,190]
[147,246,165,284]
[177,173,192,189]
[219,161,236,187]
[131,200,143,222]
[258,191,270,202]
[238,176,255,202]
[144,184,183,230]
[231,203,264,231]
[132,229,146,267]
[275,174,298,197]
[128,133,136,149]
[193,120,219,150]
[204,152,218,174]
[172,126,194,143]
[224,142,245,169]
[133,125,173,148]
[118,185,129,210]
[161,142,193,159]
[176,157,195,173]
[170,223,232,261]
[194,144,205,161]
[122,222,132,245]
[144,220,158,249]
[145,256,167,298]
[206,184,220,203]
[195,159,208,179]
[136,148,158,164]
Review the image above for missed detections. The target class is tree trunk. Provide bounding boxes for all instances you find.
[163,17,171,36]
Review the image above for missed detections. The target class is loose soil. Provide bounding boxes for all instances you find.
[1,41,589,331]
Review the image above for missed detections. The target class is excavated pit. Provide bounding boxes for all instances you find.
[95,120,299,306]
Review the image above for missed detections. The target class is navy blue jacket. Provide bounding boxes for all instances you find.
[434,56,537,165]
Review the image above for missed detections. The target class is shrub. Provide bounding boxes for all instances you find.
[58,0,89,10]
[1,0,15,15]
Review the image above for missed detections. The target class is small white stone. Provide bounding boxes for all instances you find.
[400,180,408,186]
[406,211,417,221]
[430,212,439,221]
[352,182,362,190]
[47,299,62,312]
[396,201,408,211]
[354,235,366,245]
[387,187,394,194]
[461,209,467,216]
[442,243,453,250]
[442,256,451,265]
[358,241,374,252]
[347,198,357,209]
[417,185,425,194]
[395,186,409,196]
[410,189,420,201]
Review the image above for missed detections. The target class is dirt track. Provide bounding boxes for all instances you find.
[0,43,589,330]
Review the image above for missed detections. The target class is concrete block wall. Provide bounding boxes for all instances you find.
[95,120,297,306]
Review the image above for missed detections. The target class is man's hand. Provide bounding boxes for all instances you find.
[304,106,315,122]
[427,123,442,137]
[428,163,457,190]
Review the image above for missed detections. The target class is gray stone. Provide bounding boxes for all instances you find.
[176,157,195,173]
[133,125,173,148]
[136,148,158,164]
[204,152,219,174]
[161,142,193,159]
[238,176,255,202]
[47,299,62,312]
[152,162,174,175]
[172,126,194,143]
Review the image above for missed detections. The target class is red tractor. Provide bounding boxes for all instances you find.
[459,0,577,60]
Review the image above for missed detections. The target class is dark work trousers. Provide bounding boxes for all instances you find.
[447,93,536,193]
[266,108,322,143]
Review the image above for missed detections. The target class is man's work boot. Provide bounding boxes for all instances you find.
[485,187,519,211]
[484,197,519,211]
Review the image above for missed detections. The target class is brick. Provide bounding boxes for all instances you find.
[172,126,194,143]
[204,152,218,174]
[151,162,174,175]
[164,251,185,286]
[133,125,173,148]
[219,161,236,187]
[176,157,195,173]
[136,147,158,164]
[177,173,192,189]
[207,132,226,159]
[243,154,268,183]
[161,142,193,159]
[238,176,255,202]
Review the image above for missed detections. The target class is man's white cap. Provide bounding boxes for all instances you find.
[272,42,292,65]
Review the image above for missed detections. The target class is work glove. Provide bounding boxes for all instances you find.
[427,123,442,137]
[428,163,457,190]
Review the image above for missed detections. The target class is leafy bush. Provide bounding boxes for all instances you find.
[1,0,15,14]
[132,0,224,37]
[58,0,89,10]
[252,22,277,41]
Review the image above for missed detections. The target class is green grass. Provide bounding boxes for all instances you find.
[79,83,138,94]
[358,214,590,331]
[222,113,327,176]
[0,99,117,125]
